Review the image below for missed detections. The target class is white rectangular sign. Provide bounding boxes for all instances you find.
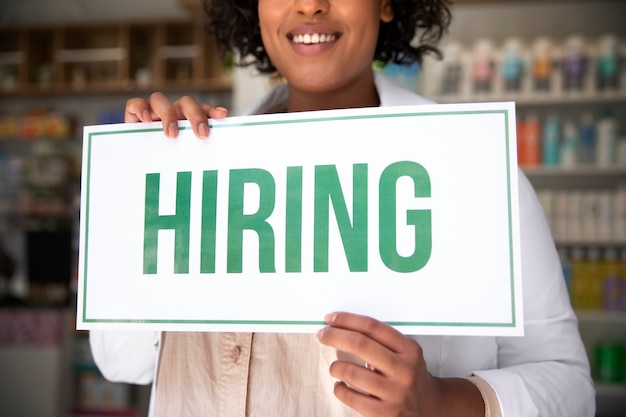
[77,102,523,335]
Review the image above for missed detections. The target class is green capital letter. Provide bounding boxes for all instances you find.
[143,172,192,274]
[314,164,368,272]
[285,166,303,273]
[227,169,276,273]
[200,171,218,273]
[379,161,432,273]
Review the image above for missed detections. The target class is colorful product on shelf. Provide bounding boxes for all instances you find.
[0,111,74,140]
[435,33,625,99]
[531,38,555,92]
[471,39,495,93]
[501,38,526,92]
[562,36,588,92]
[565,247,626,312]
[514,112,624,168]
[596,35,621,91]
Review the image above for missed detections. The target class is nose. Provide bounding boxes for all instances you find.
[295,0,330,16]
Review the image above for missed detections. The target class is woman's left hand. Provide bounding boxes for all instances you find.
[316,312,484,417]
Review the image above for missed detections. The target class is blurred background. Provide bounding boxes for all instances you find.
[0,0,625,416]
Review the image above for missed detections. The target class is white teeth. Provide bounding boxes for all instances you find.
[292,33,337,44]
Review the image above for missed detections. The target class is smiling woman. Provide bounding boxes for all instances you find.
[202,0,449,113]
[203,0,450,72]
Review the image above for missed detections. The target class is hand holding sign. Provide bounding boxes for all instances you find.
[317,312,484,417]
[124,92,229,139]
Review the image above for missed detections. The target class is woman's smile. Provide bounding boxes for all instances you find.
[287,25,342,55]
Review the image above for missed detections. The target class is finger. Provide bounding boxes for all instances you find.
[173,99,228,139]
[201,103,228,120]
[318,325,398,382]
[149,92,179,138]
[125,97,153,123]
[319,313,422,377]
[325,312,409,354]
[171,95,208,138]
[329,358,389,399]
[333,381,388,417]
[201,104,228,138]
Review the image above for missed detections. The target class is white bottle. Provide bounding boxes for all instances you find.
[560,121,579,168]
[596,112,617,166]
[614,185,626,241]
[616,130,626,166]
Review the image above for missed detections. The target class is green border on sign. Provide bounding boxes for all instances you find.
[81,108,517,329]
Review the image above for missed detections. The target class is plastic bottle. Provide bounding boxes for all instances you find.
[596,112,617,166]
[614,185,626,243]
[579,113,596,165]
[596,35,620,91]
[560,121,579,167]
[516,117,526,165]
[441,42,464,96]
[617,248,626,312]
[570,247,585,309]
[542,115,561,166]
[562,35,587,92]
[502,38,525,92]
[559,248,572,294]
[596,191,613,242]
[603,248,621,311]
[615,130,626,166]
[531,38,554,93]
[471,39,495,94]
[519,114,541,166]
[595,342,624,383]
[588,248,603,310]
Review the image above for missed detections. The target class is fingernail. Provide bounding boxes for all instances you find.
[167,122,178,138]
[316,327,326,340]
[216,106,228,114]
[325,313,337,324]
[198,122,209,138]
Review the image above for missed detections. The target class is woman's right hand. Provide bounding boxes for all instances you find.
[125,92,229,139]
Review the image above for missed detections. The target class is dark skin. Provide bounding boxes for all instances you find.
[125,1,486,415]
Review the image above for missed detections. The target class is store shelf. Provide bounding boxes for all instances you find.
[0,21,232,97]
[57,48,127,64]
[436,91,626,106]
[577,310,626,324]
[596,383,626,398]
[523,166,626,189]
[0,77,232,97]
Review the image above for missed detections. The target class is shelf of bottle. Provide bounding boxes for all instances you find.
[523,165,626,177]
[556,240,626,248]
[0,138,80,156]
[522,165,626,189]
[0,137,78,144]
[57,48,126,64]
[0,76,233,98]
[595,382,626,398]
[433,91,626,106]
[576,310,626,324]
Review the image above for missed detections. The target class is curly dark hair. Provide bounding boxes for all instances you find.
[202,0,452,74]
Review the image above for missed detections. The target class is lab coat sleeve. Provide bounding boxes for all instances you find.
[89,330,160,385]
[473,172,595,417]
